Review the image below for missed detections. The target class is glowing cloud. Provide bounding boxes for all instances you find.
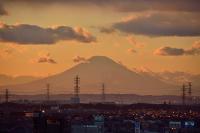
[0,23,96,44]
[31,53,57,64]
[154,41,200,56]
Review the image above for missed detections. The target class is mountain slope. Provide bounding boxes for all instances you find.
[0,56,177,95]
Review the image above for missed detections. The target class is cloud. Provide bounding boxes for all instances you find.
[31,53,57,64]
[185,41,200,55]
[0,44,28,59]
[99,27,116,34]
[113,12,200,36]
[127,48,136,53]
[0,48,13,59]
[154,47,185,56]
[113,0,200,13]
[127,36,144,48]
[37,57,57,64]
[73,56,87,63]
[192,41,200,49]
[154,41,200,56]
[0,3,7,16]
[0,22,96,44]
[6,44,28,53]
[3,0,200,12]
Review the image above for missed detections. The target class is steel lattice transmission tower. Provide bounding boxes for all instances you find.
[102,83,105,103]
[188,82,192,104]
[5,89,9,103]
[46,83,50,101]
[74,75,80,102]
[188,82,192,97]
[181,82,192,105]
[182,84,186,105]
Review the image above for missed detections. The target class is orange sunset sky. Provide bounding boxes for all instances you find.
[0,0,200,77]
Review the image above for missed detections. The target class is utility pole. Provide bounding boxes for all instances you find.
[102,83,105,103]
[182,84,186,105]
[46,83,50,102]
[5,89,9,103]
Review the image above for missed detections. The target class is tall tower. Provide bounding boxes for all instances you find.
[188,82,192,96]
[72,75,80,103]
[182,84,186,105]
[188,82,192,104]
[74,75,80,98]
[102,83,105,103]
[5,89,9,103]
[46,83,50,102]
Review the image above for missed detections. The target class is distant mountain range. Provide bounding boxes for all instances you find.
[0,56,199,95]
[134,68,200,95]
[0,74,40,86]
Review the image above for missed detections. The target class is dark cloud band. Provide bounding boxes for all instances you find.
[0,23,96,44]
[3,0,200,12]
[0,3,7,16]
[113,13,200,36]
[154,42,200,56]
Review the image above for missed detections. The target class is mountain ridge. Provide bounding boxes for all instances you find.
[0,56,178,95]
[0,74,41,86]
